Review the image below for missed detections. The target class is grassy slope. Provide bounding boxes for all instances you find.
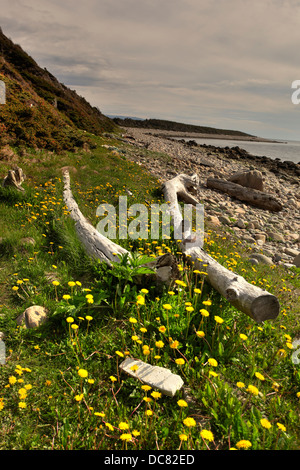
[0,133,299,450]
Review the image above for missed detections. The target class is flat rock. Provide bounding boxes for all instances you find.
[119,357,184,397]
[250,253,274,265]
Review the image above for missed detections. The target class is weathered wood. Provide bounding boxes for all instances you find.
[2,167,25,191]
[206,177,283,212]
[163,174,280,322]
[63,170,128,266]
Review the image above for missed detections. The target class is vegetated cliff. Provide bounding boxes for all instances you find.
[113,117,254,137]
[0,27,116,151]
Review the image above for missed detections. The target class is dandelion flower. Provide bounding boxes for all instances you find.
[9,376,17,385]
[18,401,27,409]
[200,429,214,442]
[183,417,196,427]
[115,351,124,358]
[179,434,188,441]
[155,340,164,349]
[132,430,140,437]
[163,304,172,310]
[136,295,145,305]
[236,440,252,449]
[151,391,162,399]
[141,385,152,392]
[260,418,272,429]
[246,385,259,396]
[214,316,224,324]
[75,394,84,401]
[68,281,76,287]
[158,326,166,333]
[239,334,248,341]
[78,369,88,378]
[255,372,265,381]
[200,309,209,317]
[120,433,132,441]
[110,376,117,382]
[119,422,129,430]
[276,422,286,432]
[236,382,245,388]
[177,399,188,408]
[175,358,185,365]
[202,300,212,306]
[140,289,149,294]
[208,358,218,367]
[63,294,71,301]
[66,317,74,323]
[196,331,205,338]
[129,317,137,324]
[145,409,153,416]
[86,315,93,321]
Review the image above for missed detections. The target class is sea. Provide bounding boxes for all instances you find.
[176,137,300,164]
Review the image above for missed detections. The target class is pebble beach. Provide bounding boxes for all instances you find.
[119,127,300,268]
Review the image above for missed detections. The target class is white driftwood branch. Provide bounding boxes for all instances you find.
[163,174,280,323]
[2,167,25,191]
[62,170,128,266]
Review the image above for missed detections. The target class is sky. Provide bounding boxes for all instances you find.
[1,0,300,140]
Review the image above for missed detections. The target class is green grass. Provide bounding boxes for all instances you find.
[0,133,300,450]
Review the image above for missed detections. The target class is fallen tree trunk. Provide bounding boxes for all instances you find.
[163,174,280,323]
[63,170,128,266]
[206,177,283,212]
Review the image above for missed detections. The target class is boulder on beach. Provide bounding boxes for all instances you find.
[228,169,264,191]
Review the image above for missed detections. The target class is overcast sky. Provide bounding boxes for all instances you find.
[1,0,300,139]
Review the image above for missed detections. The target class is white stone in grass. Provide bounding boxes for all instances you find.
[119,357,184,397]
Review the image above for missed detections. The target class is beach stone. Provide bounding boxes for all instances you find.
[228,169,264,191]
[293,253,300,267]
[267,232,285,243]
[255,233,267,243]
[219,215,232,226]
[16,305,48,329]
[284,247,299,258]
[206,215,220,226]
[250,253,274,265]
[119,357,184,397]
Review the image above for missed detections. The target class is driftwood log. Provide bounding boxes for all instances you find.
[206,177,283,212]
[162,174,280,323]
[2,167,25,191]
[63,170,280,323]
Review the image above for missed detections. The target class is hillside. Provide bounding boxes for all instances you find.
[0,27,116,151]
[113,117,255,137]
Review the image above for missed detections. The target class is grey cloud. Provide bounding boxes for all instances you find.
[1,0,300,139]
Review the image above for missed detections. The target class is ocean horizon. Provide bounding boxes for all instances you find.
[176,137,300,164]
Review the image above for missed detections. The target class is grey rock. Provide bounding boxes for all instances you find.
[293,253,300,267]
[250,253,274,265]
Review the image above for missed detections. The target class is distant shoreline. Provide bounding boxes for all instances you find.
[146,129,283,143]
